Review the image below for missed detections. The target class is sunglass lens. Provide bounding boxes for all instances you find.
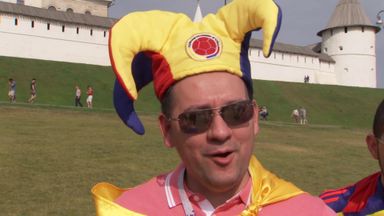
[221,101,254,126]
[179,110,212,133]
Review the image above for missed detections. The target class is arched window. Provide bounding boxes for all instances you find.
[48,6,56,11]
[85,11,92,15]
[67,8,73,13]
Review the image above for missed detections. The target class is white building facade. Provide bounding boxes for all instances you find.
[0,0,115,65]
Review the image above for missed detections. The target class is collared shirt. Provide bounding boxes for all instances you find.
[115,164,251,216]
[115,164,335,216]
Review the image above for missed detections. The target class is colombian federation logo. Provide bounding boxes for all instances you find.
[186,33,222,61]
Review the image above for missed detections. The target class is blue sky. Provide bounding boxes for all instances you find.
[109,0,384,87]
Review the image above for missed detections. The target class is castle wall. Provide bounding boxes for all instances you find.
[249,48,337,85]
[0,13,110,65]
[0,0,110,17]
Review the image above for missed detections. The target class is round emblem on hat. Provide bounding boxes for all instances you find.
[186,33,222,61]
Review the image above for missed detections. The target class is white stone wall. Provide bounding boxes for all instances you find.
[24,0,43,8]
[0,13,110,65]
[322,26,377,87]
[41,0,109,17]
[0,0,110,17]
[249,48,337,85]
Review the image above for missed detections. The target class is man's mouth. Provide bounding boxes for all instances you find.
[209,150,234,166]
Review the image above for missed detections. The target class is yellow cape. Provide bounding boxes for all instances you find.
[92,156,303,216]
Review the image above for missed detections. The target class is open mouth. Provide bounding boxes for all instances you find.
[212,152,231,158]
[209,151,234,166]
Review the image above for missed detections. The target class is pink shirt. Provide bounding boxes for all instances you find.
[115,164,335,216]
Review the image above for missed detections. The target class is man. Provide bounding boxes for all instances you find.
[299,107,307,125]
[259,106,269,121]
[75,85,83,107]
[86,85,93,108]
[28,78,37,104]
[320,100,384,215]
[8,78,16,103]
[92,0,335,215]
[291,108,300,123]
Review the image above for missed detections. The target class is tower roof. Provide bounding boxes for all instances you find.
[317,0,380,36]
[193,0,203,22]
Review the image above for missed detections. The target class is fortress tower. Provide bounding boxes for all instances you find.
[318,0,380,88]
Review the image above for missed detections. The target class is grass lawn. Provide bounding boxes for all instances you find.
[0,104,377,215]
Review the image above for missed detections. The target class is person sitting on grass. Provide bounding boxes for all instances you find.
[320,99,384,215]
[92,0,336,215]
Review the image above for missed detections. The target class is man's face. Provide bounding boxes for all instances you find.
[159,72,259,194]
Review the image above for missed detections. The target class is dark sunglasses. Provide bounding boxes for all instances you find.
[168,100,255,134]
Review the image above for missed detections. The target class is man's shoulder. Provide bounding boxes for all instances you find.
[260,193,336,215]
[116,174,168,202]
[114,173,181,215]
[319,172,382,214]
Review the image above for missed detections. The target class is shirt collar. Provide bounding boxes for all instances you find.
[164,163,252,208]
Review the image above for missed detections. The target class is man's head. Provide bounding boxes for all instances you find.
[159,72,258,196]
[366,100,384,178]
[109,0,281,135]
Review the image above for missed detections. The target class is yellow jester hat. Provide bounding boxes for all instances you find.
[110,0,282,134]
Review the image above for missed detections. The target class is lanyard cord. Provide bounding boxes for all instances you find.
[178,168,196,216]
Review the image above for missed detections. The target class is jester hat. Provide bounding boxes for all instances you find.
[110,0,282,135]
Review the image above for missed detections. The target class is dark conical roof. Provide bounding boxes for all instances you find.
[317,0,380,36]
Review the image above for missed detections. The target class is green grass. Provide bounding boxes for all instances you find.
[0,56,383,215]
[1,56,383,129]
[0,104,377,215]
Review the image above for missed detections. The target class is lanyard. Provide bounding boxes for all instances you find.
[178,168,196,216]
[177,167,252,216]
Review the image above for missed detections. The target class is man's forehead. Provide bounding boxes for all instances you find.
[170,72,249,101]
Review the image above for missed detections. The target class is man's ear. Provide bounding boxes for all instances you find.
[159,113,174,148]
[366,133,379,160]
[253,100,259,135]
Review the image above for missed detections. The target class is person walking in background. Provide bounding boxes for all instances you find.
[75,85,83,107]
[320,99,384,215]
[299,107,307,125]
[8,78,16,103]
[291,108,300,123]
[86,85,93,108]
[28,78,37,104]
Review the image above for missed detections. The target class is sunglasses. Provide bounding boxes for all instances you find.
[168,100,255,134]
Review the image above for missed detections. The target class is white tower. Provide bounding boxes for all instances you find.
[318,0,380,88]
